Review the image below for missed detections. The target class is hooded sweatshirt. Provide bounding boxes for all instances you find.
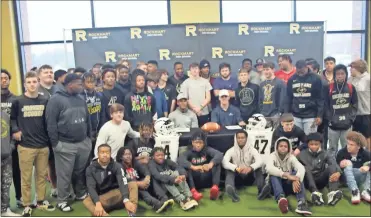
[38,84,55,99]
[234,82,260,119]
[298,147,341,175]
[259,77,286,117]
[128,137,155,158]
[327,71,358,131]
[45,89,92,148]
[265,137,305,182]
[271,125,306,152]
[121,160,150,182]
[101,85,128,121]
[148,159,186,185]
[348,72,370,116]
[1,90,16,116]
[1,110,12,160]
[336,147,370,169]
[116,80,131,94]
[85,159,129,204]
[82,90,106,135]
[286,72,324,118]
[178,144,223,168]
[124,74,156,130]
[222,134,263,172]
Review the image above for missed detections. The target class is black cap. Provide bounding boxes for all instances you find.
[254,58,266,67]
[54,69,68,81]
[307,132,323,143]
[200,59,210,69]
[63,73,82,86]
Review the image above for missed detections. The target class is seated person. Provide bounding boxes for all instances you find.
[149,147,198,211]
[222,130,265,202]
[211,89,246,126]
[298,133,342,206]
[168,93,198,128]
[95,103,139,159]
[266,137,311,215]
[116,147,174,213]
[336,131,370,204]
[178,130,223,201]
[127,123,155,165]
[84,144,137,217]
[271,113,307,156]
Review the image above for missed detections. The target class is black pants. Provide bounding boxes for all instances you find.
[353,115,370,138]
[197,114,210,127]
[187,164,221,189]
[225,168,264,191]
[304,167,339,192]
[12,148,21,200]
[318,119,329,150]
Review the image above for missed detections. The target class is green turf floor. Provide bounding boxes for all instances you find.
[9,182,371,217]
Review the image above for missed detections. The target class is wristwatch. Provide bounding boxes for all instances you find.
[123,198,129,203]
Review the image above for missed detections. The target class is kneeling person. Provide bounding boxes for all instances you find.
[222,130,264,202]
[266,137,311,215]
[84,144,137,216]
[298,133,342,206]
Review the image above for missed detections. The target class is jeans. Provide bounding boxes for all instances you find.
[343,166,371,191]
[328,127,350,158]
[163,171,192,203]
[270,174,305,202]
[293,117,317,135]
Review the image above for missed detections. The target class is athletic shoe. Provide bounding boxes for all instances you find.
[226,185,240,202]
[75,193,88,201]
[295,201,312,216]
[57,202,73,212]
[210,185,219,200]
[361,189,371,203]
[257,183,271,200]
[1,208,21,216]
[50,188,58,198]
[311,191,324,206]
[16,198,24,208]
[278,197,289,214]
[155,199,174,213]
[327,190,343,206]
[351,189,361,204]
[127,211,135,217]
[190,188,203,201]
[22,206,32,217]
[180,198,196,211]
[37,200,55,211]
[188,199,199,208]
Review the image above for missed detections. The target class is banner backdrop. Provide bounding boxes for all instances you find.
[72,22,324,74]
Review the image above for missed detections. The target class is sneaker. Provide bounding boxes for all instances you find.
[1,208,21,216]
[351,189,361,204]
[311,191,324,206]
[209,185,219,200]
[75,193,88,201]
[155,199,174,213]
[361,189,371,203]
[50,188,58,198]
[278,197,289,214]
[327,190,343,206]
[16,198,24,208]
[226,185,240,202]
[57,202,73,212]
[37,200,55,211]
[190,188,203,201]
[257,183,271,200]
[188,199,199,208]
[180,198,196,211]
[127,211,135,217]
[22,206,32,217]
[295,201,312,216]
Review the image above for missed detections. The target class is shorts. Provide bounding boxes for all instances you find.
[353,115,371,138]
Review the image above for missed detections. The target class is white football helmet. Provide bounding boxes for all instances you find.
[154,117,177,136]
[246,114,267,131]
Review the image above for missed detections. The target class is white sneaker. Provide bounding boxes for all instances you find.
[1,208,21,216]
[327,190,342,206]
[311,191,324,206]
[361,189,371,203]
[351,189,361,204]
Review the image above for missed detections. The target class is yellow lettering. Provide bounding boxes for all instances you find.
[105,51,117,62]
[185,25,197,36]
[212,47,223,59]
[264,46,275,57]
[290,23,300,34]
[130,27,142,39]
[75,30,87,41]
[159,49,170,60]
[238,24,249,35]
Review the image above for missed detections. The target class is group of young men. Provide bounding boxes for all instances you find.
[0,54,370,217]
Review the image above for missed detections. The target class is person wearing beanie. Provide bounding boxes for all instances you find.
[45,73,92,212]
[53,69,68,94]
[178,130,223,202]
[326,64,358,157]
[336,131,370,204]
[254,58,266,83]
[297,133,342,207]
[266,137,311,215]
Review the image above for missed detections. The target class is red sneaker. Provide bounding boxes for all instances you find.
[278,197,289,213]
[191,188,203,201]
[210,185,219,200]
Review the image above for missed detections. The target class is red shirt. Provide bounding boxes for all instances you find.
[275,67,296,83]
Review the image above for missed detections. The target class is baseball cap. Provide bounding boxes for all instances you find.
[63,73,82,86]
[200,59,210,69]
[177,93,187,100]
[254,58,266,67]
[219,89,229,97]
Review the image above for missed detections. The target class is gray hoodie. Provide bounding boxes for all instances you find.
[348,72,370,115]
[222,134,263,171]
[265,137,305,182]
[1,110,12,160]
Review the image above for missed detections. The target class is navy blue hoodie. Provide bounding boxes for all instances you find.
[234,81,260,120]
[82,90,106,137]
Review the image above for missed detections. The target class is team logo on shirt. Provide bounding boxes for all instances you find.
[21,105,45,117]
[293,83,311,97]
[239,87,254,106]
[262,84,274,104]
[1,118,8,138]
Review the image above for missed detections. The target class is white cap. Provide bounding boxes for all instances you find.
[219,89,229,97]
[177,93,187,100]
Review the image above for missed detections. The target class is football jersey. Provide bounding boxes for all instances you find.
[154,134,180,162]
[247,129,273,163]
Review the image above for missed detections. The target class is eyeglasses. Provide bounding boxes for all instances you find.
[220,95,228,98]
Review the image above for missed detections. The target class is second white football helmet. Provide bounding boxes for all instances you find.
[246,114,267,131]
[154,117,177,136]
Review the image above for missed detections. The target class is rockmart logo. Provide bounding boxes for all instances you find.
[159,49,194,60]
[130,27,166,39]
[212,47,246,59]
[301,25,322,33]
[75,30,111,41]
[264,46,296,57]
[104,51,140,62]
[250,26,272,34]
[185,25,219,36]
[289,23,323,34]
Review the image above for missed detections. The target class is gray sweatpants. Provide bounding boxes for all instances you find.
[53,137,92,203]
[163,171,192,203]
[328,127,350,157]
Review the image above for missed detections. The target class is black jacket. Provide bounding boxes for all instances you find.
[234,82,260,119]
[336,147,370,169]
[121,160,150,182]
[271,125,307,152]
[148,159,186,185]
[86,159,129,204]
[298,148,341,175]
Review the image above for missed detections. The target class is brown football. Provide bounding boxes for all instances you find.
[201,122,221,133]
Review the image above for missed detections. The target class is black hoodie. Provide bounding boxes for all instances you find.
[234,81,260,120]
[178,144,223,168]
[127,138,155,158]
[124,74,156,130]
[86,159,129,204]
[271,125,307,152]
[326,71,358,131]
[82,90,106,136]
[120,160,150,182]
[101,85,128,121]
[336,147,370,169]
[45,89,92,148]
[148,159,186,185]
[116,80,131,94]
[286,71,324,118]
[298,148,341,175]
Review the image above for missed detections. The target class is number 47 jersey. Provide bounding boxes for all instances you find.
[247,129,273,163]
[154,134,180,162]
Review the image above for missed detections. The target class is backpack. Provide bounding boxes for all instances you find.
[329,82,353,97]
